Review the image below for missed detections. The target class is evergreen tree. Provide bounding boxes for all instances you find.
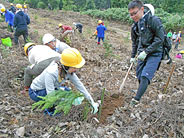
[84,0,96,10]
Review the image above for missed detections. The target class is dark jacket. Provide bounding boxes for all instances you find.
[14,10,30,31]
[75,23,83,29]
[131,14,165,58]
[9,6,16,14]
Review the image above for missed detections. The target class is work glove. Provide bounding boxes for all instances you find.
[72,96,84,106]
[130,58,136,64]
[137,51,147,61]
[91,102,99,114]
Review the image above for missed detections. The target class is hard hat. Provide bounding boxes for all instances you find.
[42,33,55,44]
[60,48,85,68]
[24,43,35,56]
[16,4,22,9]
[24,5,27,8]
[179,31,181,33]
[0,7,5,13]
[98,20,102,24]
[58,23,63,28]
[144,4,155,15]
[179,50,184,54]
[10,3,13,6]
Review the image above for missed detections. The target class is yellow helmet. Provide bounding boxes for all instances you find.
[1,8,5,13]
[98,20,102,24]
[179,50,184,54]
[58,23,63,28]
[179,31,181,33]
[16,4,22,9]
[10,3,13,6]
[24,5,27,8]
[60,48,85,68]
[24,43,35,56]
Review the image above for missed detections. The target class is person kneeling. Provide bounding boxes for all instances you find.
[29,48,99,114]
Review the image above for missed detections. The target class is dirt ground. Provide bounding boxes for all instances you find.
[0,0,184,138]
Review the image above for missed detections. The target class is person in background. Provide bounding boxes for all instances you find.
[172,32,177,44]
[9,3,16,14]
[96,20,107,45]
[23,4,28,15]
[167,30,172,40]
[0,4,5,16]
[175,31,182,50]
[58,23,73,41]
[0,7,14,32]
[13,4,30,45]
[42,33,70,53]
[73,22,83,33]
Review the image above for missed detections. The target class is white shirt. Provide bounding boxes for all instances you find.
[28,45,61,65]
[55,39,70,54]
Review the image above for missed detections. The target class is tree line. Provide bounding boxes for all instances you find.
[8,0,184,13]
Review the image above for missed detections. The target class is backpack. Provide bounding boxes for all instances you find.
[145,15,172,64]
[162,35,172,64]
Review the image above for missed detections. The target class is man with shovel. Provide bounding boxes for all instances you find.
[128,0,165,106]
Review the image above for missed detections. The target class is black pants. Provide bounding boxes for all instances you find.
[14,28,28,45]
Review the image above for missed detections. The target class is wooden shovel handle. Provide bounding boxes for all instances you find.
[119,62,134,92]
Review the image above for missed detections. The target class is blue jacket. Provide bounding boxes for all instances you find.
[14,10,30,30]
[5,10,14,26]
[96,24,107,38]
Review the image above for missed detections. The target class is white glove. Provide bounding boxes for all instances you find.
[91,102,99,114]
[72,96,84,106]
[137,51,147,61]
[130,58,136,64]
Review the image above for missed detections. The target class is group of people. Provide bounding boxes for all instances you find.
[0,3,30,45]
[23,33,99,115]
[167,30,182,50]
[1,0,177,116]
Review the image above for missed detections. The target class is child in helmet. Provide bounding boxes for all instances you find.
[96,20,107,45]
[29,48,99,114]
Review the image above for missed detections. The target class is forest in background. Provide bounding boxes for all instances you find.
[7,0,184,31]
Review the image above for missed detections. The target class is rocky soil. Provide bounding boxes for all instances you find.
[0,0,184,138]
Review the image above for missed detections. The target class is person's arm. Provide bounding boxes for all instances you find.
[144,16,165,54]
[67,73,95,104]
[131,25,138,58]
[26,14,30,25]
[13,15,17,27]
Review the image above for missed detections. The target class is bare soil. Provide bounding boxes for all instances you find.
[0,0,184,137]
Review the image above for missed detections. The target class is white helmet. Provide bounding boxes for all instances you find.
[144,4,155,16]
[42,33,55,44]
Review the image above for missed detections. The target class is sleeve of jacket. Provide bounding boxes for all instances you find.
[5,13,8,23]
[67,73,95,104]
[131,26,138,58]
[26,15,30,25]
[145,16,165,54]
[104,26,107,31]
[13,15,17,27]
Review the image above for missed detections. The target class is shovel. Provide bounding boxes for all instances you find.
[119,62,134,92]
